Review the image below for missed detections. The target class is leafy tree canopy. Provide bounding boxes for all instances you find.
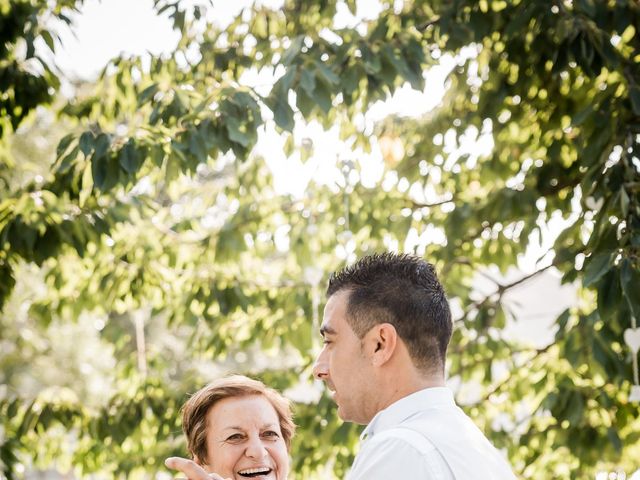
[1,0,639,478]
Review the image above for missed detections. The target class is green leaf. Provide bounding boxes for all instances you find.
[228,91,260,112]
[378,57,397,86]
[41,30,55,52]
[91,153,108,190]
[225,118,251,147]
[592,335,612,376]
[56,133,76,159]
[118,140,141,174]
[267,95,295,131]
[188,129,208,162]
[172,9,186,32]
[0,200,15,232]
[607,427,623,453]
[629,84,640,116]
[576,0,596,17]
[556,308,571,332]
[341,65,361,98]
[300,69,316,96]
[57,146,80,174]
[565,391,585,426]
[151,146,165,167]
[381,44,415,84]
[583,252,613,287]
[312,78,333,113]
[620,259,640,320]
[93,133,111,159]
[164,154,181,183]
[315,62,339,85]
[362,45,381,74]
[25,36,35,59]
[597,269,621,321]
[620,188,630,217]
[138,84,159,106]
[252,14,268,38]
[282,35,304,66]
[103,154,121,192]
[571,104,593,126]
[276,66,297,94]
[79,131,95,157]
[296,89,315,117]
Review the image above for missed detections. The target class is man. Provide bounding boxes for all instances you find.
[312,252,516,479]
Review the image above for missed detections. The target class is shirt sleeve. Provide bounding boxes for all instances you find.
[347,433,455,480]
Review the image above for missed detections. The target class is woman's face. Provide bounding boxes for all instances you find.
[202,394,289,480]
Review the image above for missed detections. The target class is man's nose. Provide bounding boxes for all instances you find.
[312,349,328,380]
[245,436,268,459]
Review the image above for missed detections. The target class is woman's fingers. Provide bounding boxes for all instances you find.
[164,457,228,480]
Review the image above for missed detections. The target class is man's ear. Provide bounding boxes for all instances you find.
[367,323,397,366]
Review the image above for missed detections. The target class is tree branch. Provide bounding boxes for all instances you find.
[455,262,557,325]
[410,197,454,209]
[416,16,440,32]
[478,343,554,403]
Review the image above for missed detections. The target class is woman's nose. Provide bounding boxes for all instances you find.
[245,437,268,459]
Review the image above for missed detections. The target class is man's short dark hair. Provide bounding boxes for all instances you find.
[327,252,452,373]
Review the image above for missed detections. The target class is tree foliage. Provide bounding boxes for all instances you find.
[1,0,639,479]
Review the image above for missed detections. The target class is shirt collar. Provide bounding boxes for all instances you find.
[360,387,455,441]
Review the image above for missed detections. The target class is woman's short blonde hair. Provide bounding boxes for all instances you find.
[181,375,295,463]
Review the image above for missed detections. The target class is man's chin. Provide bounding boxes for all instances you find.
[337,406,369,425]
[336,405,352,423]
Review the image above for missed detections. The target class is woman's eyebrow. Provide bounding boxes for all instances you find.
[221,426,244,431]
[221,423,278,431]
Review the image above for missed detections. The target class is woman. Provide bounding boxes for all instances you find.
[166,375,295,480]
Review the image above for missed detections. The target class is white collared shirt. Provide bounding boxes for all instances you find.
[347,387,516,480]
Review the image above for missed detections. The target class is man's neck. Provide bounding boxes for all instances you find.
[372,368,445,416]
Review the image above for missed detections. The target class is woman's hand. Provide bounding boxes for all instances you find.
[164,457,231,480]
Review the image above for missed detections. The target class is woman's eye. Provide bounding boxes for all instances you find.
[263,430,279,438]
[227,434,244,441]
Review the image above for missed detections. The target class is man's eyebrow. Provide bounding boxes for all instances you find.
[320,325,336,336]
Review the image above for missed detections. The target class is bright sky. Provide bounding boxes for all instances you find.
[53,0,180,80]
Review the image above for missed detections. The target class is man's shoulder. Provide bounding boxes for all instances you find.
[366,426,439,456]
[349,428,454,480]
